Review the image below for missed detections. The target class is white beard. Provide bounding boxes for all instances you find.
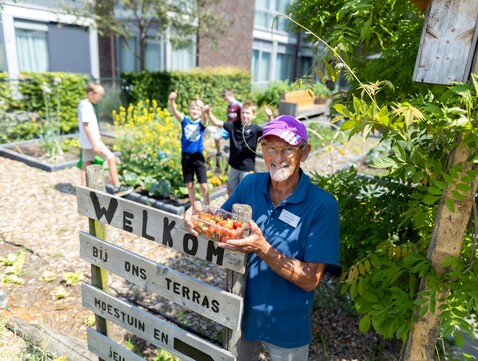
[269,162,292,182]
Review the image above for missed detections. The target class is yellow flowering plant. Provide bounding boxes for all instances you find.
[113,99,183,198]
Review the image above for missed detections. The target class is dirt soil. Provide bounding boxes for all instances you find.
[0,135,406,361]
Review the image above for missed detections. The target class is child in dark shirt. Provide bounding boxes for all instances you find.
[204,102,272,196]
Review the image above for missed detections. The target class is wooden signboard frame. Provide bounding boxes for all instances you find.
[78,165,249,361]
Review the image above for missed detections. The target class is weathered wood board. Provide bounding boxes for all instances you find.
[82,283,237,361]
[80,232,243,330]
[87,327,146,361]
[413,0,478,84]
[76,185,246,273]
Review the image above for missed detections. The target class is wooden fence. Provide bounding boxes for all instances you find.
[76,165,249,361]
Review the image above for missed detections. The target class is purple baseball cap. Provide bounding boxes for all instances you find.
[259,115,308,145]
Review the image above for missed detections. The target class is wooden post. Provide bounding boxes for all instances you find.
[224,203,252,358]
[85,165,109,353]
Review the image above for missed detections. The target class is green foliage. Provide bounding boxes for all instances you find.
[287,1,424,99]
[17,72,89,133]
[0,249,26,285]
[113,99,183,197]
[0,72,88,143]
[311,166,420,269]
[250,80,290,108]
[121,67,251,114]
[153,349,180,361]
[290,0,478,353]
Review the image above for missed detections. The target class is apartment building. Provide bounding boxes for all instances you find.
[0,0,314,86]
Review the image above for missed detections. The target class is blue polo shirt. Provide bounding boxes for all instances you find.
[222,170,340,348]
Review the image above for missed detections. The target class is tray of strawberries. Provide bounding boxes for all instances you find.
[191,206,250,242]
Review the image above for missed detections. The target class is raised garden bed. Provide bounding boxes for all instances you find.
[105,184,226,215]
[0,133,115,172]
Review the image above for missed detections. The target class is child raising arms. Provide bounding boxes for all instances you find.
[168,91,210,206]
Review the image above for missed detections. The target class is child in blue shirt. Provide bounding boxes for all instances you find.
[168,91,210,206]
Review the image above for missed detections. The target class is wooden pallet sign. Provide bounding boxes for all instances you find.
[82,283,236,361]
[80,231,243,330]
[87,327,145,361]
[78,166,246,361]
[76,185,246,273]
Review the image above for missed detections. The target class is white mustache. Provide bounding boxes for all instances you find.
[270,161,289,169]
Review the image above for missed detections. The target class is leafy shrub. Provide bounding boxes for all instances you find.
[250,80,290,108]
[314,81,332,98]
[0,72,88,143]
[310,166,419,270]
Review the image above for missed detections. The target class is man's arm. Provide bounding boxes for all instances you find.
[218,221,326,291]
[168,91,183,122]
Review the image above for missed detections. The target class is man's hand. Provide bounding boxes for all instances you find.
[217,220,267,254]
[183,201,203,236]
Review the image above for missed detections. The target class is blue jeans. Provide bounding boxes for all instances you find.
[237,339,310,361]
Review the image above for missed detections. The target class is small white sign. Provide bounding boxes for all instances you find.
[278,209,300,228]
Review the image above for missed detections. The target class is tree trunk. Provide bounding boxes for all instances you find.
[403,142,478,360]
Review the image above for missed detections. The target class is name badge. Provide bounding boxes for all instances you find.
[279,209,300,228]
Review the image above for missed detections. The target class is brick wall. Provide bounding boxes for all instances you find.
[197,0,255,70]
[98,34,115,78]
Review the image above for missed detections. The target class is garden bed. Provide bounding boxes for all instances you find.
[105,183,227,215]
[0,133,115,172]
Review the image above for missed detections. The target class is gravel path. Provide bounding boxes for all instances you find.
[0,133,403,361]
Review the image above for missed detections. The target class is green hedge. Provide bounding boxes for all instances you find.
[0,68,252,144]
[121,67,251,120]
[0,72,89,143]
[17,72,89,133]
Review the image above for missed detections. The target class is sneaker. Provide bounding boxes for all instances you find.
[113,185,134,197]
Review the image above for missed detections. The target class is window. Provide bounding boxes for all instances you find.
[15,23,49,72]
[120,38,135,72]
[298,56,313,78]
[254,0,292,32]
[171,42,195,71]
[145,38,161,71]
[251,49,271,82]
[276,53,293,80]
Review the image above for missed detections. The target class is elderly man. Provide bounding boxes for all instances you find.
[187,115,340,361]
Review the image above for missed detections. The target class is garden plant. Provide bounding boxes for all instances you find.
[286,1,478,359]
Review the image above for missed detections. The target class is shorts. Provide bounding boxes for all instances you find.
[237,339,309,361]
[227,166,251,191]
[181,152,207,184]
[81,140,114,162]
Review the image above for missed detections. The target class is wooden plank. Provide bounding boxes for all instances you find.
[224,204,251,357]
[86,164,110,354]
[82,283,237,361]
[413,0,478,84]
[87,327,145,361]
[76,186,246,273]
[80,232,243,330]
